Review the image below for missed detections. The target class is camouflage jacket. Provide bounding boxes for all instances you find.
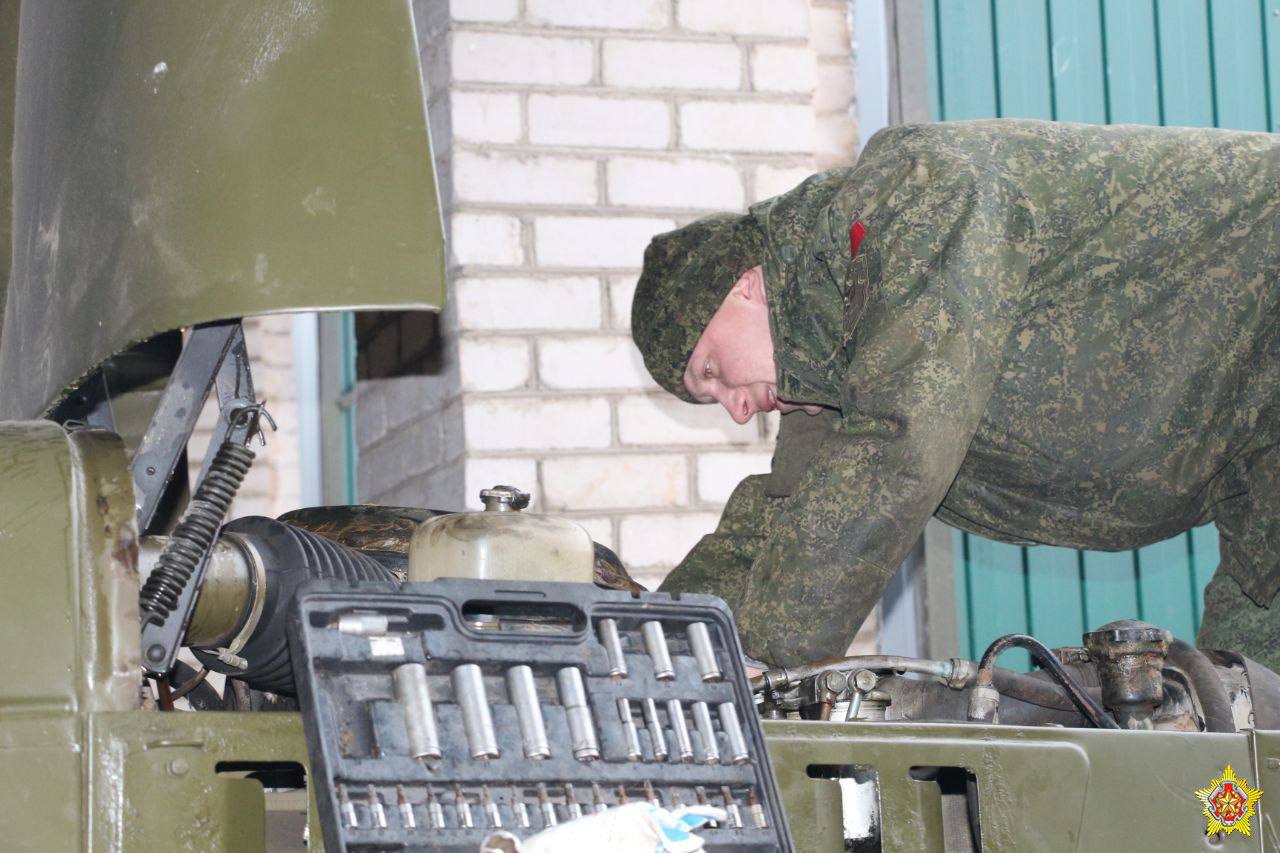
[660,120,1280,667]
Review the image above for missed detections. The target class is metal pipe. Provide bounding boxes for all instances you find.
[973,634,1120,730]
[506,665,551,759]
[598,618,628,678]
[452,664,501,758]
[618,698,643,761]
[752,654,962,693]
[667,698,694,762]
[642,621,675,680]
[691,701,720,764]
[688,622,722,681]
[556,666,600,760]
[642,697,669,761]
[139,534,257,648]
[718,701,750,764]
[393,663,443,760]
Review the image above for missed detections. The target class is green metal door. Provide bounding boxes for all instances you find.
[924,0,1280,666]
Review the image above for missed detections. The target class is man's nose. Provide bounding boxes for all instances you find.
[717,388,752,425]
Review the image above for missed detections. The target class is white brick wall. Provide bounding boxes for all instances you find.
[362,1,861,643]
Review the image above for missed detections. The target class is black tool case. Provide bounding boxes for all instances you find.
[289,578,794,852]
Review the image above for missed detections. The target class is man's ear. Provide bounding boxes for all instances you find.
[730,265,764,302]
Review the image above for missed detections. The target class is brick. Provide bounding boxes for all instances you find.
[459,336,531,391]
[528,94,670,149]
[542,454,688,509]
[537,335,652,389]
[616,395,760,445]
[450,92,522,144]
[454,277,602,330]
[380,376,446,432]
[678,0,809,37]
[815,59,855,113]
[527,0,670,30]
[451,213,523,266]
[810,5,853,57]
[606,156,744,209]
[450,0,519,22]
[535,215,674,268]
[752,164,813,202]
[815,112,858,165]
[465,396,611,451]
[602,40,740,90]
[696,451,773,503]
[608,275,638,328]
[354,381,389,446]
[452,32,594,86]
[464,457,539,509]
[619,512,720,566]
[681,101,814,153]
[454,151,597,205]
[360,416,445,498]
[752,44,817,93]
[571,515,616,548]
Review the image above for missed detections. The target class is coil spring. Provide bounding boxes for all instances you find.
[138,442,255,625]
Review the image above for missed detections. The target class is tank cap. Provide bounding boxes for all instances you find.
[479,485,531,512]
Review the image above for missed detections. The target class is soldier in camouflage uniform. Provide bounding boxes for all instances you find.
[632,119,1280,670]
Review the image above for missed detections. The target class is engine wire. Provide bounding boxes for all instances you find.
[976,634,1120,730]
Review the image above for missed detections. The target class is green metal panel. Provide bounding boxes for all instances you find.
[0,0,447,420]
[1101,0,1161,123]
[1047,0,1108,123]
[928,0,1280,663]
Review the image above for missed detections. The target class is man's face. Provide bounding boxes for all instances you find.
[683,266,822,424]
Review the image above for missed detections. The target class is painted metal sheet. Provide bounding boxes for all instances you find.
[0,0,446,419]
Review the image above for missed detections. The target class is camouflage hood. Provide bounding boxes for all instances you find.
[631,214,765,402]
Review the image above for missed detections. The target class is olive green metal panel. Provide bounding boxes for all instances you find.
[764,719,1268,851]
[0,423,139,714]
[0,0,446,419]
[91,711,318,852]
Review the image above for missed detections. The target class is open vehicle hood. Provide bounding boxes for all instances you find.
[0,0,446,419]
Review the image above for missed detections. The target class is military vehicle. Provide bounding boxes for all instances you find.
[3,2,1279,851]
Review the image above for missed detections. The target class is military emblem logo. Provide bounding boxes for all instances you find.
[1194,764,1263,837]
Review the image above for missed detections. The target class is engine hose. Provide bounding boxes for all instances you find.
[138,442,254,624]
[976,634,1121,730]
[1167,639,1236,733]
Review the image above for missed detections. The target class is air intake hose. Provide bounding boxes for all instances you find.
[192,516,396,694]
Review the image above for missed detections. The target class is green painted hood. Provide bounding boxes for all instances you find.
[0,0,446,419]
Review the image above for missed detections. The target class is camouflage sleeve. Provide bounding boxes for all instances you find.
[734,159,1036,666]
[659,473,772,605]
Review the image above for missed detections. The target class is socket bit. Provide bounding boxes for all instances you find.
[565,783,583,820]
[368,785,387,829]
[644,780,659,807]
[748,787,768,828]
[393,663,443,760]
[641,621,675,680]
[592,783,606,814]
[512,786,531,828]
[556,667,600,761]
[691,701,720,764]
[537,783,557,827]
[687,622,722,681]
[452,664,500,759]
[718,701,751,764]
[506,665,551,759]
[482,785,502,829]
[642,697,669,761]
[721,786,743,828]
[455,784,474,829]
[667,698,694,762]
[598,618,628,678]
[427,786,445,829]
[397,785,415,829]
[338,783,358,829]
[616,784,629,805]
[617,698,643,761]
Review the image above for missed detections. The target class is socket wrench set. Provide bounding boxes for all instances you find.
[289,578,793,852]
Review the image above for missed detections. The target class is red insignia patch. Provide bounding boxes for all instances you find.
[849,219,866,258]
